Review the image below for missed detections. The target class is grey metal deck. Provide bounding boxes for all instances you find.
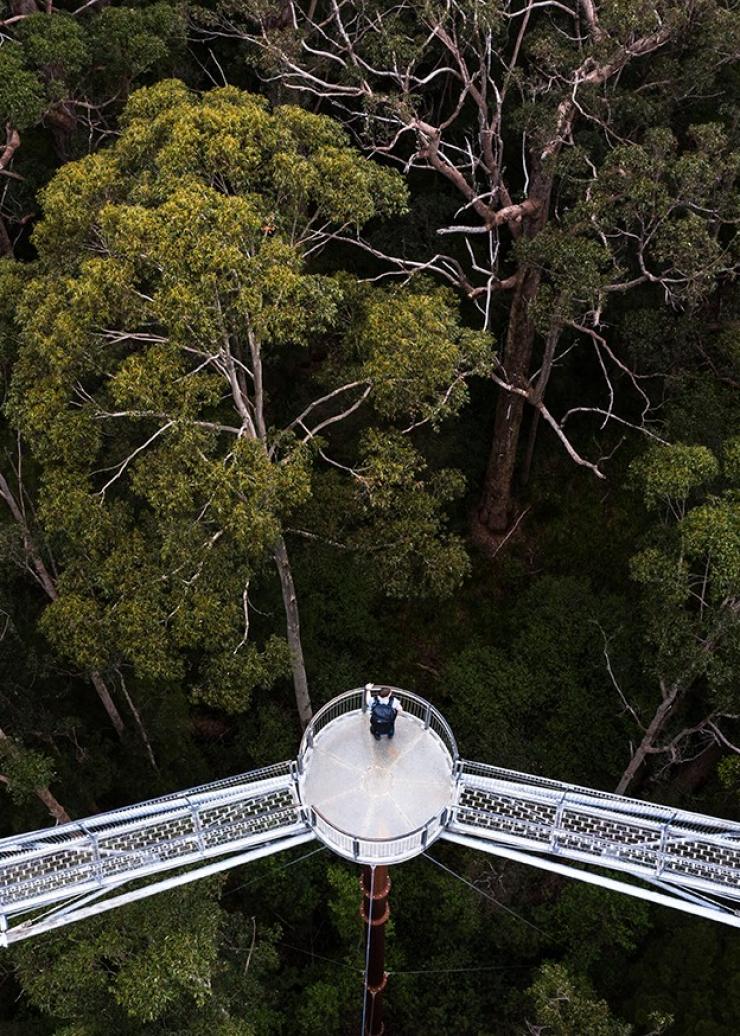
[300,710,454,842]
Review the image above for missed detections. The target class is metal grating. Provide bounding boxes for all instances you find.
[0,766,305,919]
[453,761,740,902]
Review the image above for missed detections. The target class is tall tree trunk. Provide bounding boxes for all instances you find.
[0,216,13,258]
[89,670,125,740]
[478,264,542,532]
[520,321,561,487]
[478,173,554,533]
[273,534,313,730]
[0,726,71,824]
[615,605,738,796]
[43,105,78,163]
[520,410,540,488]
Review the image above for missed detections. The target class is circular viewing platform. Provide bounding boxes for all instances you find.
[297,688,458,865]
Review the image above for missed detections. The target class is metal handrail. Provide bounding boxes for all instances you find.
[0,760,296,859]
[449,803,740,889]
[458,763,740,839]
[2,803,306,909]
[306,802,448,862]
[298,687,458,766]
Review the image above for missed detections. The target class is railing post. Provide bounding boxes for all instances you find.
[185,796,207,857]
[306,728,314,751]
[656,815,674,878]
[423,702,431,730]
[80,823,103,888]
[353,838,360,859]
[550,793,567,855]
[421,824,428,850]
[0,913,7,949]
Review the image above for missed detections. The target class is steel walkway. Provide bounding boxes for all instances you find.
[2,691,739,944]
[0,761,313,945]
[444,760,740,927]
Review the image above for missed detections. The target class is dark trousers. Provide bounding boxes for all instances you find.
[370,717,395,737]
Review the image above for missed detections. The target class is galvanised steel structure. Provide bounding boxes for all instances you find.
[2,687,739,948]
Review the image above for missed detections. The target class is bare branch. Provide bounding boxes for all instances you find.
[115,668,158,772]
[96,422,174,496]
[0,123,20,172]
[233,580,251,655]
[299,383,372,442]
[594,621,645,730]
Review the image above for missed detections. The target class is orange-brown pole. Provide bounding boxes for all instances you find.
[360,865,390,1035]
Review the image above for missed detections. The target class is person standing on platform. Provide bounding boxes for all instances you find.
[365,684,403,740]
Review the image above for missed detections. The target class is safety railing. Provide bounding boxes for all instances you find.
[298,687,458,769]
[450,771,740,900]
[305,803,449,864]
[457,761,740,839]
[0,763,305,916]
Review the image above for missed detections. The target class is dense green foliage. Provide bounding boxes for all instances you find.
[0,1,737,1033]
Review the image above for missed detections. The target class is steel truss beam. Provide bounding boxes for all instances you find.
[449,760,740,928]
[1,832,315,946]
[442,831,740,929]
[0,762,311,945]
[2,721,740,947]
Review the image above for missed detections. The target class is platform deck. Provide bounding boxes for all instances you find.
[301,711,454,840]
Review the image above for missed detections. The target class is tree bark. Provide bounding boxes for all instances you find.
[0,726,71,824]
[0,216,13,258]
[520,410,540,488]
[89,670,125,739]
[273,533,313,730]
[478,173,554,533]
[615,682,679,796]
[9,0,38,14]
[478,264,542,531]
[43,105,78,163]
[521,321,561,487]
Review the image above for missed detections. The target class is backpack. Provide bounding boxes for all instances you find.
[371,697,395,725]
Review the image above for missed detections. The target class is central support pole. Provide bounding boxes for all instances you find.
[360,865,390,1036]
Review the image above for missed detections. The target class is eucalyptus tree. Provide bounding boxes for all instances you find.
[12,879,271,1033]
[9,81,490,729]
[614,440,740,794]
[0,261,152,752]
[204,0,740,531]
[525,962,634,1036]
[0,0,184,254]
[0,3,185,748]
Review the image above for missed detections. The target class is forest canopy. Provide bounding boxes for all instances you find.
[0,1,737,1033]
